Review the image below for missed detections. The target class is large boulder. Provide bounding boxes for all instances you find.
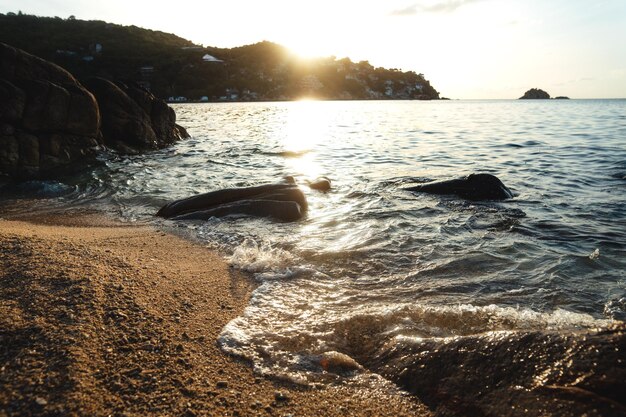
[157,183,307,222]
[369,324,626,416]
[0,42,100,178]
[83,78,188,153]
[406,173,514,201]
[0,43,190,179]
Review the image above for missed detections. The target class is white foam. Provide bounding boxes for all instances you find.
[218,297,616,386]
[228,238,296,273]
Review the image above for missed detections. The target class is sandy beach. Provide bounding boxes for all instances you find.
[0,214,430,417]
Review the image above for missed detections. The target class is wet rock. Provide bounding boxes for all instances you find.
[308,177,331,191]
[173,200,304,222]
[157,183,307,222]
[368,324,626,417]
[319,351,363,374]
[406,173,514,201]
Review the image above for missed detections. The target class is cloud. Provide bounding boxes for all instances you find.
[390,0,483,16]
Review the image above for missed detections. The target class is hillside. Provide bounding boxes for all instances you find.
[0,12,440,101]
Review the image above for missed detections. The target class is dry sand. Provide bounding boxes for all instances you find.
[0,214,430,416]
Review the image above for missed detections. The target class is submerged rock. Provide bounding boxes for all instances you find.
[157,183,307,222]
[406,173,513,201]
[172,200,304,222]
[307,177,331,192]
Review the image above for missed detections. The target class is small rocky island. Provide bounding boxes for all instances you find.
[519,88,550,99]
[519,88,570,100]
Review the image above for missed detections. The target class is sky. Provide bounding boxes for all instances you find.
[1,0,625,99]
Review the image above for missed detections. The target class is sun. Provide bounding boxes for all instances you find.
[284,38,331,60]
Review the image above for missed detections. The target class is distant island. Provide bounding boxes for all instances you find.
[0,12,440,101]
[519,88,570,100]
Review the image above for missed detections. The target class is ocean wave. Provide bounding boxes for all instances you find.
[229,238,298,273]
[218,298,614,386]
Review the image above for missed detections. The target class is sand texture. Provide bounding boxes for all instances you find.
[0,216,429,417]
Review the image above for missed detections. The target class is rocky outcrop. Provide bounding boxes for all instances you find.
[0,42,189,179]
[519,88,550,99]
[0,42,100,178]
[83,78,188,153]
[406,173,514,201]
[157,183,307,222]
[369,324,626,417]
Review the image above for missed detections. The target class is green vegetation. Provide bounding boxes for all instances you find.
[0,12,440,101]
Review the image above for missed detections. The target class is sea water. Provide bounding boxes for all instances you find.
[2,99,625,387]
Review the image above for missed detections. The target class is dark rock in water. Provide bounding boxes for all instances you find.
[0,42,100,178]
[368,324,626,417]
[157,183,307,222]
[308,177,331,191]
[406,173,513,201]
[173,200,303,222]
[282,175,296,185]
[0,42,189,179]
[519,88,550,99]
[554,96,570,100]
[83,77,188,153]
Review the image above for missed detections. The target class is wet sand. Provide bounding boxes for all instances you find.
[0,214,430,416]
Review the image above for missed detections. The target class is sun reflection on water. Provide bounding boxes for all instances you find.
[282,100,331,179]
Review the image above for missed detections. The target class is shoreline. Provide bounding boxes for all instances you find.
[0,212,429,416]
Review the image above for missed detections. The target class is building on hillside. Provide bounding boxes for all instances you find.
[202,54,223,63]
[90,43,102,54]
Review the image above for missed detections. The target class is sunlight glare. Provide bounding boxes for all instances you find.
[282,100,330,178]
[284,100,328,152]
